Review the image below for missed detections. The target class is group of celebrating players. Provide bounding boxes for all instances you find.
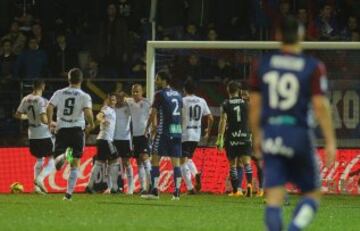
[15,16,337,231]
[16,67,257,201]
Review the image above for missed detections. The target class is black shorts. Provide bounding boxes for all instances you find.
[182,141,198,158]
[225,140,252,160]
[55,127,84,158]
[132,136,149,158]
[95,139,118,161]
[29,138,53,158]
[113,140,132,158]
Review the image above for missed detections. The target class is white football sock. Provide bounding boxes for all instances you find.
[37,157,55,181]
[187,159,198,177]
[87,160,102,188]
[144,159,152,187]
[181,163,193,190]
[109,163,120,191]
[138,164,146,190]
[34,158,43,179]
[66,168,79,195]
[126,165,134,193]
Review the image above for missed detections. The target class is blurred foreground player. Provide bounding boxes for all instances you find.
[142,71,183,200]
[15,80,55,194]
[249,16,336,231]
[47,68,95,200]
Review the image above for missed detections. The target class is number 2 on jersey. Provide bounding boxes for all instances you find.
[171,98,180,116]
[263,71,299,110]
[63,98,75,116]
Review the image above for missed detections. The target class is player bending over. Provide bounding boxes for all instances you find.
[15,80,55,194]
[249,16,336,231]
[217,81,253,197]
[113,91,134,194]
[47,68,95,200]
[142,71,183,200]
[86,93,118,194]
[126,84,152,194]
[181,80,213,194]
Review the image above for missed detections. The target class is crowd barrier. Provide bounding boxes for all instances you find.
[0,147,358,194]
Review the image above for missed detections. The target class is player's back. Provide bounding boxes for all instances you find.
[155,88,182,138]
[222,96,249,139]
[182,95,210,141]
[18,94,51,139]
[50,87,92,129]
[255,51,325,129]
[114,104,131,140]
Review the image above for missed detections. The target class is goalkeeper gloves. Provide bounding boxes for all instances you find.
[216,135,224,149]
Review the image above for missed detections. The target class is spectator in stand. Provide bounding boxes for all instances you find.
[212,58,234,83]
[207,29,218,41]
[1,21,27,55]
[156,0,186,40]
[96,3,129,78]
[315,4,340,40]
[49,33,78,78]
[84,58,102,79]
[118,0,132,24]
[183,24,201,41]
[340,16,358,41]
[297,7,319,40]
[0,39,16,88]
[131,51,146,79]
[31,23,50,50]
[185,54,202,82]
[14,37,48,79]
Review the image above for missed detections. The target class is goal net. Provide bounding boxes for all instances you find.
[146,41,360,148]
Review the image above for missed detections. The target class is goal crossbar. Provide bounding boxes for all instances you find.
[146,41,360,100]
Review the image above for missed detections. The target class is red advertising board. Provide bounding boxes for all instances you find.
[0,147,359,194]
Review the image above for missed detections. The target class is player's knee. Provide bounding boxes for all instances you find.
[244,163,252,173]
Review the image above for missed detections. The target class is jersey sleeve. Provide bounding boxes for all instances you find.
[49,91,59,107]
[248,59,261,92]
[38,98,48,114]
[202,99,211,116]
[16,98,26,113]
[83,94,92,109]
[220,100,228,115]
[311,61,328,96]
[152,92,162,110]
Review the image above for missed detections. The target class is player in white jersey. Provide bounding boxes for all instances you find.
[86,93,118,194]
[126,84,152,194]
[47,68,95,200]
[113,91,134,194]
[15,80,55,194]
[181,80,213,194]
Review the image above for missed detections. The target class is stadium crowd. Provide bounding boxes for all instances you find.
[0,0,359,143]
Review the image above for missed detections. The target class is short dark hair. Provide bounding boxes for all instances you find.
[281,16,302,44]
[184,79,196,94]
[227,81,241,94]
[68,68,83,84]
[33,80,45,90]
[157,71,172,84]
[1,39,12,47]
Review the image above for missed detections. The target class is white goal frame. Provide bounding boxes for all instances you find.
[146,41,360,102]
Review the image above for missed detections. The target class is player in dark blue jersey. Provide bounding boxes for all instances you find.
[217,81,253,197]
[142,71,183,200]
[249,16,336,231]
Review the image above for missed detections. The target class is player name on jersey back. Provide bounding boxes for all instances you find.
[17,94,51,139]
[182,95,211,142]
[49,87,92,130]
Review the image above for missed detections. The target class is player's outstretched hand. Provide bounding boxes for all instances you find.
[49,121,57,134]
[325,142,336,167]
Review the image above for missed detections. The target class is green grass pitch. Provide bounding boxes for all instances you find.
[0,194,359,231]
